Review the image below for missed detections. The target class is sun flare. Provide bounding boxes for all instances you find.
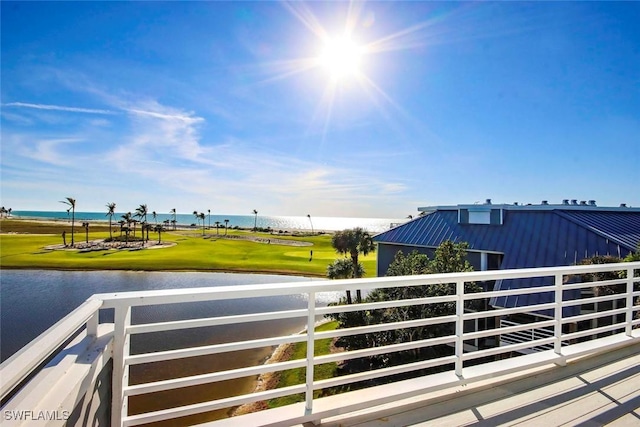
[318,36,363,79]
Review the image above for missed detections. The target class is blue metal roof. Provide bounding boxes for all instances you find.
[556,210,640,252]
[373,208,640,317]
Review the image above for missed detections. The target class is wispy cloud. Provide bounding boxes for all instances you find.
[3,134,84,167]
[2,87,413,215]
[126,108,204,124]
[3,102,117,115]
[108,100,208,166]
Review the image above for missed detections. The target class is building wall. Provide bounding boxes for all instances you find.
[377,244,434,276]
[376,243,482,276]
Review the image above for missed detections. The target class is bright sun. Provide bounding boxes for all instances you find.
[318,36,363,79]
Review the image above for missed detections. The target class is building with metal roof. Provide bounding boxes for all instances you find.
[373,200,640,318]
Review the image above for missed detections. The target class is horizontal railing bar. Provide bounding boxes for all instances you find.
[464,320,556,341]
[122,384,306,426]
[464,302,557,320]
[314,315,457,340]
[561,322,628,341]
[314,335,456,365]
[563,278,627,291]
[125,334,307,365]
[463,337,556,361]
[315,295,457,316]
[503,332,548,341]
[561,307,628,324]
[96,262,640,308]
[313,355,457,391]
[127,309,308,334]
[124,359,307,396]
[562,294,627,308]
[0,297,103,401]
[474,286,554,300]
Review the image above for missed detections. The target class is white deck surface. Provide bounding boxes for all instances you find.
[315,342,640,427]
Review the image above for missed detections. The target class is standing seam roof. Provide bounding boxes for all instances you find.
[373,208,640,317]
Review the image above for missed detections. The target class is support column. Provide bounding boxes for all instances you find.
[305,292,316,415]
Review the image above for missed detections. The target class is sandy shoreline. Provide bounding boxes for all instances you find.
[231,319,339,416]
[231,341,297,416]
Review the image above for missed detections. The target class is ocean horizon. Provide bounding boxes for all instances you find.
[9,210,404,233]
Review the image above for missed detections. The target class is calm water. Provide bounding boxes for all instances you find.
[12,211,402,233]
[0,270,333,361]
[1,270,337,423]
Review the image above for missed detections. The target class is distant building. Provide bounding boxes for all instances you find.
[373,199,640,321]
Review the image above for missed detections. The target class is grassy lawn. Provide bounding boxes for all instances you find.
[0,220,377,277]
[268,321,340,408]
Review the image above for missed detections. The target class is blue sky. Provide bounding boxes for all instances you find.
[2,1,639,218]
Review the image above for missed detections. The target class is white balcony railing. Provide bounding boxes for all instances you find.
[1,262,639,427]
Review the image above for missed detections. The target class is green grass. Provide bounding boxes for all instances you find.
[0,221,377,277]
[268,321,340,408]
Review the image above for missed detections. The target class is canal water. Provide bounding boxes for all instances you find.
[1,270,336,424]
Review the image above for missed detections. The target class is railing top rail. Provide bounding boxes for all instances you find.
[0,297,103,401]
[94,262,640,308]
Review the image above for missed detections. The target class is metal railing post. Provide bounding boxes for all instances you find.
[305,292,316,415]
[112,305,131,427]
[626,267,634,337]
[455,280,464,377]
[554,273,565,365]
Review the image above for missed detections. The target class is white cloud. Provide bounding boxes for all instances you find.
[3,102,117,115]
[2,90,414,216]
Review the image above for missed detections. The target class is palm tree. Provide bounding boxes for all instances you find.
[170,208,177,230]
[0,207,6,218]
[131,218,138,238]
[135,204,148,241]
[252,209,258,231]
[106,202,116,239]
[121,212,132,243]
[193,211,200,228]
[141,222,150,242]
[118,220,126,237]
[135,204,148,223]
[224,219,229,236]
[152,211,157,224]
[154,224,164,244]
[327,258,363,280]
[198,212,206,236]
[331,227,376,303]
[208,209,211,230]
[60,197,76,246]
[307,214,314,234]
[215,221,221,236]
[82,222,90,243]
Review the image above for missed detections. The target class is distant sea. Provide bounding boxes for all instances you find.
[11,211,404,233]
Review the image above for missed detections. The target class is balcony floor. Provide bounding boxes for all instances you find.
[315,342,640,427]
